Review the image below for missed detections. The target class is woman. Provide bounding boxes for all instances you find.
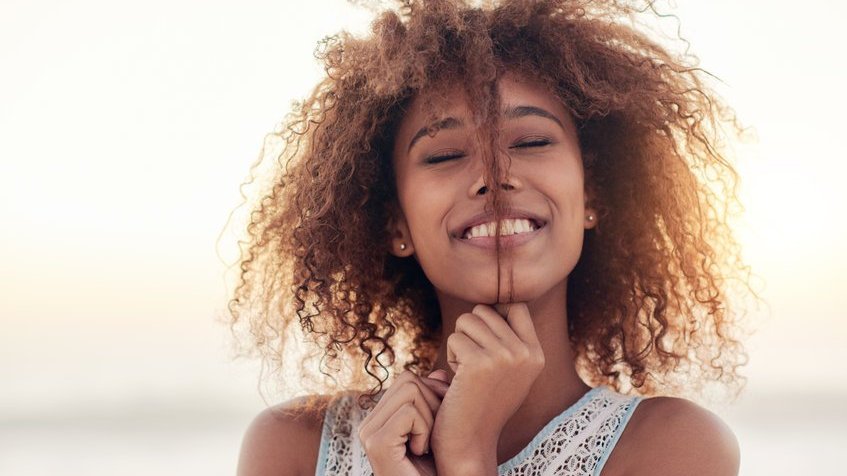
[232,1,752,474]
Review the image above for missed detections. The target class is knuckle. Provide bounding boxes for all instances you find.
[400,401,416,417]
[399,380,419,398]
[499,353,516,368]
[359,431,371,451]
[457,312,477,327]
[514,346,531,362]
[531,351,546,369]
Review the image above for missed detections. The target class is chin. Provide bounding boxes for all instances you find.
[446,274,560,305]
[496,266,565,302]
[495,283,548,303]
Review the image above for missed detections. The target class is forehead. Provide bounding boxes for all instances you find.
[393,73,575,148]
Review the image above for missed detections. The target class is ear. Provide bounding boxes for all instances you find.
[386,200,415,257]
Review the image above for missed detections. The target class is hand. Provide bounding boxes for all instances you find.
[358,370,451,476]
[431,303,545,472]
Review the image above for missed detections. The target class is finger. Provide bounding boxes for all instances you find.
[503,302,541,348]
[425,368,452,388]
[362,372,412,427]
[454,312,504,350]
[426,369,451,386]
[420,376,449,398]
[407,373,444,411]
[367,380,434,437]
[472,304,522,344]
[367,371,438,421]
[362,401,426,457]
[361,378,436,436]
[379,401,431,456]
[446,331,482,372]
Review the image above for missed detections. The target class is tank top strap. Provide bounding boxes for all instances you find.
[589,387,643,476]
[315,390,374,476]
[499,385,642,476]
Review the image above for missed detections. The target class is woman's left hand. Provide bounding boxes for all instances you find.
[429,302,546,473]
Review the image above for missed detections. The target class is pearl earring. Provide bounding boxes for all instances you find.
[400,243,407,251]
[587,214,595,222]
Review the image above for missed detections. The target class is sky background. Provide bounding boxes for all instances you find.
[1,0,845,474]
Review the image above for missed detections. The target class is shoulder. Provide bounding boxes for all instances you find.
[608,396,739,476]
[236,393,335,476]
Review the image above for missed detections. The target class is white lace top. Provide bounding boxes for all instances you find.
[315,385,642,476]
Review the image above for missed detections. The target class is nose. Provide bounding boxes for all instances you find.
[468,168,520,197]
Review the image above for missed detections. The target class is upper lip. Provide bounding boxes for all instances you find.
[452,209,547,239]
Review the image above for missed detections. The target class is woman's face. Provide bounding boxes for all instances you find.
[389,73,595,304]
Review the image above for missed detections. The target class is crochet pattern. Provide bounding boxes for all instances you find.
[315,386,641,476]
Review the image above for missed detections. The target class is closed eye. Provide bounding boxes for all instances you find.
[511,138,552,149]
[425,137,550,164]
[424,152,465,164]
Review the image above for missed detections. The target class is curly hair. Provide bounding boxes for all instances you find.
[226,0,755,411]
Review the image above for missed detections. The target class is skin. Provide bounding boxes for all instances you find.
[235,72,740,476]
[388,72,596,473]
[383,72,739,476]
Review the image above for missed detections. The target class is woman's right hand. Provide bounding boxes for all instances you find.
[358,369,451,476]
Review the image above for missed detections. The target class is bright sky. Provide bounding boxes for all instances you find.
[1,0,845,420]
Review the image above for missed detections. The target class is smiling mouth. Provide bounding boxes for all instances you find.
[460,218,545,240]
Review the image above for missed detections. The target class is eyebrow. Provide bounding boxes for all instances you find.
[406,105,566,153]
[407,117,463,153]
[505,105,565,130]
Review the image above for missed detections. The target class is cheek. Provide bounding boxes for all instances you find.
[537,164,584,209]
[566,185,585,222]
[398,176,455,239]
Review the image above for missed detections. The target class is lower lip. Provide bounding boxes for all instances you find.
[456,224,546,250]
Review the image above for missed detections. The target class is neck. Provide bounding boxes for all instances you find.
[431,279,592,465]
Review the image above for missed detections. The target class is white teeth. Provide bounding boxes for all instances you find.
[463,218,538,239]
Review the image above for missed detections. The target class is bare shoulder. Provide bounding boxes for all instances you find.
[236,394,334,476]
[612,396,740,476]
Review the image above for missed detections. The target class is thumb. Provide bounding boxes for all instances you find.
[422,370,450,398]
[427,369,452,387]
[428,369,449,382]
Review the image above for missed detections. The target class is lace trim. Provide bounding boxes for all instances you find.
[497,386,601,473]
[502,388,641,476]
[315,386,641,476]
